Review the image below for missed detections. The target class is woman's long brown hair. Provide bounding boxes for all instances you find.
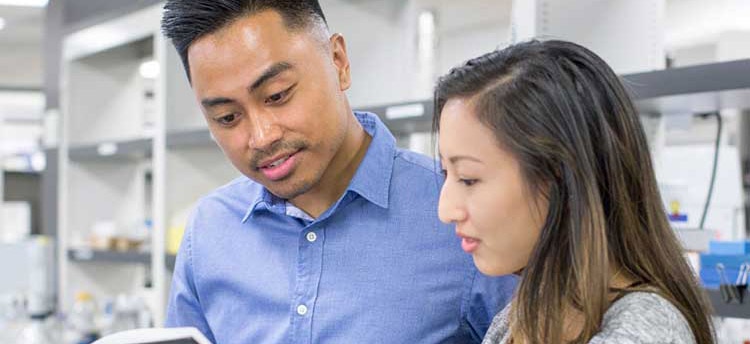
[433,40,714,343]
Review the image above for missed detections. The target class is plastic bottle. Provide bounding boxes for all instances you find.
[69,292,100,344]
[16,314,53,344]
[111,294,139,333]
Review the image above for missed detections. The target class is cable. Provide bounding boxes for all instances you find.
[698,112,722,230]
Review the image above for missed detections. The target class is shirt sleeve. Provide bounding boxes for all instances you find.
[588,293,695,344]
[165,207,217,343]
[463,268,518,343]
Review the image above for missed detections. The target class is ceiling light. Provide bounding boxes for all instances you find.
[0,18,5,31]
[0,0,48,7]
[31,151,46,171]
[139,60,160,79]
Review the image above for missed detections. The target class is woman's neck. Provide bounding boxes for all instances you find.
[564,268,637,341]
[514,267,637,343]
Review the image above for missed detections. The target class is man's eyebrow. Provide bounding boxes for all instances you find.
[248,62,294,92]
[199,62,294,109]
[201,97,235,109]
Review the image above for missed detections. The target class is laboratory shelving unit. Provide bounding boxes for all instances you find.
[57,4,237,327]
[58,5,159,326]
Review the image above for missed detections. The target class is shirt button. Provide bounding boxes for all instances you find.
[296,304,308,316]
[306,232,317,243]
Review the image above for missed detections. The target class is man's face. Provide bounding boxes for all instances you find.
[187,10,352,199]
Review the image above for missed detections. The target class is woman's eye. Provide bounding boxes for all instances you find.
[459,179,478,187]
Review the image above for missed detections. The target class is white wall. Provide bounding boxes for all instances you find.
[666,0,750,50]
[0,44,43,88]
[323,0,511,108]
[511,0,666,74]
[323,0,418,107]
[0,91,44,156]
[432,0,511,75]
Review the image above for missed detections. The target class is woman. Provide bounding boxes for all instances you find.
[434,40,714,343]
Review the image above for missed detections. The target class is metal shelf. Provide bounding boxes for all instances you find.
[624,59,750,115]
[68,137,153,161]
[3,170,41,176]
[68,248,177,270]
[166,128,216,148]
[706,288,750,319]
[359,59,750,132]
[68,248,150,264]
[624,59,750,99]
[357,100,434,136]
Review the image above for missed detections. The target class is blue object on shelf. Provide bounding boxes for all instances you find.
[709,240,750,255]
[668,214,688,222]
[699,253,750,288]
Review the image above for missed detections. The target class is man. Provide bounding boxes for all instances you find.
[161,1,516,343]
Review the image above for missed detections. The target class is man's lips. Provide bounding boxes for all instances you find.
[257,149,301,182]
[257,149,302,170]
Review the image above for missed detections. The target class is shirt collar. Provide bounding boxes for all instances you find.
[242,185,284,223]
[346,111,394,209]
[242,111,395,223]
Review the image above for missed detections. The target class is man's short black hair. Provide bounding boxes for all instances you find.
[161,0,328,80]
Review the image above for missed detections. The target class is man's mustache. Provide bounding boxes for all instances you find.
[250,140,308,168]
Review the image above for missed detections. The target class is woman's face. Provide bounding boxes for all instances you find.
[438,97,548,276]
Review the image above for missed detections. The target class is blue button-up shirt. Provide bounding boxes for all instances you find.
[166,112,517,343]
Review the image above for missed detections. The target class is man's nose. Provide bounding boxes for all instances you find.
[247,113,283,151]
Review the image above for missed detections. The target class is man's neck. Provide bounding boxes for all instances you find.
[289,117,372,218]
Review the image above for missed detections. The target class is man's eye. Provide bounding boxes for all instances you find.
[459,179,478,187]
[265,87,292,105]
[269,93,284,102]
[216,113,238,125]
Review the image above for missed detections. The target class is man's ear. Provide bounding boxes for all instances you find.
[329,33,351,91]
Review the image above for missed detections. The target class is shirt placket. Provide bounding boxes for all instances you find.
[290,221,325,343]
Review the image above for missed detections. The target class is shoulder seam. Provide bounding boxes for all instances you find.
[665,295,678,339]
[394,150,440,176]
[606,292,683,340]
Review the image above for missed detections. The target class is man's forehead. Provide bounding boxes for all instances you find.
[188,19,299,77]
[188,10,325,65]
[194,12,288,48]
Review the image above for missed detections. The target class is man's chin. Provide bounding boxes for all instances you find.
[264,179,315,200]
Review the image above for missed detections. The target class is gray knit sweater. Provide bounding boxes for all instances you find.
[482,292,696,343]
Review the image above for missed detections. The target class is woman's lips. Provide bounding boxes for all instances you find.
[457,232,480,253]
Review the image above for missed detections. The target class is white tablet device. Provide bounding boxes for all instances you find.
[93,327,212,344]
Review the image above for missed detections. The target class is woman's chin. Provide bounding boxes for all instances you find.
[473,256,518,277]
